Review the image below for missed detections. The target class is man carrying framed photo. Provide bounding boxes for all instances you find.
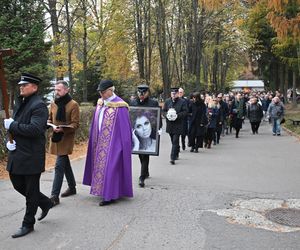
[130,84,162,188]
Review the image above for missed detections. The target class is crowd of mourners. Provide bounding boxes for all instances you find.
[162,88,286,164]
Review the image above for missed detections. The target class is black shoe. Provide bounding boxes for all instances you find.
[61,187,76,197]
[37,203,53,221]
[170,160,175,165]
[50,195,60,207]
[194,149,199,153]
[145,173,150,179]
[139,178,145,188]
[190,148,194,152]
[182,145,186,150]
[12,226,34,238]
[99,199,114,206]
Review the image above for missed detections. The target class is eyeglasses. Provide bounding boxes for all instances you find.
[100,88,112,94]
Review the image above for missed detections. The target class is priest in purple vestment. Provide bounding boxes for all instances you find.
[83,80,133,206]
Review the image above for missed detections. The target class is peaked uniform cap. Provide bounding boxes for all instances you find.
[97,79,113,91]
[137,84,149,91]
[170,87,179,93]
[18,73,42,85]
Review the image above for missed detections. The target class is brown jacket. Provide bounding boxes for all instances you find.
[48,99,80,155]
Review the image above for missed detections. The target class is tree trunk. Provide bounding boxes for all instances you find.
[47,0,63,80]
[212,32,220,93]
[155,0,170,99]
[82,0,88,102]
[65,0,73,93]
[292,70,297,108]
[134,0,145,80]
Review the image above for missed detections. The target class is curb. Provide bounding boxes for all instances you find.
[283,126,300,141]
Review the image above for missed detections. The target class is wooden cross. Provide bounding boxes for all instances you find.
[0,48,14,142]
[0,48,14,118]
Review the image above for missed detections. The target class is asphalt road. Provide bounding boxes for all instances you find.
[1,120,300,250]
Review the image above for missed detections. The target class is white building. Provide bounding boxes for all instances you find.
[232,80,264,92]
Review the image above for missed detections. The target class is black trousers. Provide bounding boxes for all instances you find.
[180,134,186,149]
[189,135,204,149]
[250,121,261,133]
[10,173,52,228]
[169,133,180,161]
[138,154,149,180]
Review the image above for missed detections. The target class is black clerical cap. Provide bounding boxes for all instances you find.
[97,79,113,91]
[18,73,42,85]
[170,87,179,93]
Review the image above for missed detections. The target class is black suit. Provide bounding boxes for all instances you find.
[163,97,188,161]
[7,93,52,228]
[130,97,161,180]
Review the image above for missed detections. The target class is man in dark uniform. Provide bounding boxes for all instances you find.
[4,73,53,238]
[163,87,188,165]
[130,84,161,187]
[178,87,190,150]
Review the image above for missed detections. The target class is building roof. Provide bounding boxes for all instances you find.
[232,80,264,88]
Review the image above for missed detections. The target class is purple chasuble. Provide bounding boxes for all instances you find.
[83,96,133,201]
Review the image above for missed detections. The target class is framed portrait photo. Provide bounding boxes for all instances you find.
[129,106,161,156]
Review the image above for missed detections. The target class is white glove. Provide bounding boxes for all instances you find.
[4,118,14,129]
[6,140,16,151]
[158,129,162,135]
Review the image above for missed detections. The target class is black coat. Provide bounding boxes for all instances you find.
[130,97,159,108]
[7,93,48,175]
[247,103,263,122]
[181,97,190,135]
[130,97,162,129]
[163,97,188,134]
[189,101,207,136]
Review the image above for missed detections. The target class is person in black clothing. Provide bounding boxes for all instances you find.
[4,73,53,238]
[130,84,162,187]
[188,92,207,152]
[247,97,263,134]
[163,87,188,165]
[178,88,189,150]
[217,93,229,137]
[229,93,246,138]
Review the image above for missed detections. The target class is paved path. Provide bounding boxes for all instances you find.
[1,120,300,249]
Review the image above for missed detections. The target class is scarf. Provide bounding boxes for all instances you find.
[55,93,72,122]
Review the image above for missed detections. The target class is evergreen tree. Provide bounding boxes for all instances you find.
[0,0,52,104]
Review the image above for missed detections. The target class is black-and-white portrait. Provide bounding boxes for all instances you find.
[129,106,161,155]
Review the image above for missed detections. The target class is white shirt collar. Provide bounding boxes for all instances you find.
[104,93,116,106]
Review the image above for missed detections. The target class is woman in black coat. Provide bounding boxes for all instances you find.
[188,92,207,152]
[229,93,246,138]
[247,97,263,134]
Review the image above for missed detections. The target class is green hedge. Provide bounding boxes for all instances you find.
[283,113,300,136]
[0,105,95,161]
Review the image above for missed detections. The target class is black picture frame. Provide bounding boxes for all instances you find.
[129,106,161,156]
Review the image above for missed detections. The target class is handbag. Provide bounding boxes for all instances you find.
[51,132,64,143]
[280,118,285,124]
